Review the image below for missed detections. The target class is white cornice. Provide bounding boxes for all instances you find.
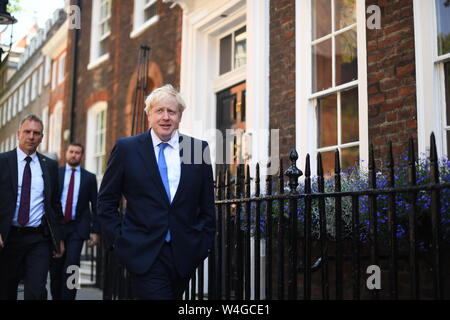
[162,0,192,13]
[41,20,68,58]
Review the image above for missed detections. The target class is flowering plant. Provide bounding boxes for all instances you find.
[247,154,450,251]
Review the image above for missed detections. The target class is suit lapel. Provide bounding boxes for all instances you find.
[7,149,18,201]
[76,168,86,215]
[37,152,51,206]
[136,131,171,205]
[171,134,188,205]
[58,167,65,195]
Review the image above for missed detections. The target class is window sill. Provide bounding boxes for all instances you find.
[130,15,159,39]
[87,53,110,71]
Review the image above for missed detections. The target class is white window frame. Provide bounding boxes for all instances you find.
[19,84,24,111]
[0,104,3,128]
[296,0,369,173]
[44,56,51,86]
[215,22,247,91]
[130,0,159,39]
[12,91,18,118]
[25,78,31,106]
[58,53,66,84]
[88,0,111,70]
[49,101,63,158]
[7,96,12,122]
[86,101,108,183]
[2,102,6,125]
[414,0,450,157]
[41,106,49,152]
[51,60,58,90]
[176,0,270,181]
[38,64,44,95]
[31,71,38,101]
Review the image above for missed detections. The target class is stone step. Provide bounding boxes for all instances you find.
[80,260,96,269]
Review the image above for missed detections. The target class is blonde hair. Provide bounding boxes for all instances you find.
[144,84,187,115]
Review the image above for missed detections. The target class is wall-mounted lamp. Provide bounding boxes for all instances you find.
[0,0,17,25]
[0,0,17,61]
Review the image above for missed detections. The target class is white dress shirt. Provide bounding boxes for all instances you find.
[13,147,45,227]
[60,164,81,220]
[151,129,181,202]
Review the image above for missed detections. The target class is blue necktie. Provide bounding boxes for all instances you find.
[158,142,171,242]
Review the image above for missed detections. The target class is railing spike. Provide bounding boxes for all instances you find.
[317,152,323,177]
[387,140,394,169]
[305,154,311,177]
[335,148,341,173]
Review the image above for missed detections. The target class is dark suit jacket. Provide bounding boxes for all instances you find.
[97,131,215,277]
[59,166,99,240]
[0,149,64,251]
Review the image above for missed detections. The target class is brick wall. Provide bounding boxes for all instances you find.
[366,0,418,168]
[269,0,296,167]
[65,0,182,163]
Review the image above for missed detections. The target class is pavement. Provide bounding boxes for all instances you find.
[17,281,104,300]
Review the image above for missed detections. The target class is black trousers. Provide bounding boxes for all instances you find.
[131,242,190,300]
[49,230,84,300]
[0,227,52,300]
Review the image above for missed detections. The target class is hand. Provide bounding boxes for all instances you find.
[53,240,65,258]
[88,234,99,247]
[0,234,3,249]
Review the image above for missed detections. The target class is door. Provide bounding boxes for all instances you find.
[216,81,246,178]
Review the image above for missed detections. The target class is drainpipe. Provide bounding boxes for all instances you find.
[67,0,81,143]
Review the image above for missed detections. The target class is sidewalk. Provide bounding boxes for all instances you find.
[17,282,104,300]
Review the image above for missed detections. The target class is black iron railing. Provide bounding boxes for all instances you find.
[185,133,449,300]
[98,133,449,300]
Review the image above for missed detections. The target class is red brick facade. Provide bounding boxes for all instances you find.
[366,0,418,168]
[269,0,419,168]
[269,0,296,166]
[64,0,182,160]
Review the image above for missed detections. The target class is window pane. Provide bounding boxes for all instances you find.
[312,0,331,39]
[341,145,359,170]
[436,0,450,55]
[336,28,358,85]
[445,62,450,126]
[220,35,232,75]
[341,87,359,143]
[234,26,247,69]
[447,130,450,157]
[99,38,109,56]
[312,39,332,92]
[317,94,337,148]
[320,150,335,177]
[144,3,157,21]
[335,0,356,30]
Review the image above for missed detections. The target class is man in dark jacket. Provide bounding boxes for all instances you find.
[0,114,65,300]
[97,84,215,299]
[50,142,100,300]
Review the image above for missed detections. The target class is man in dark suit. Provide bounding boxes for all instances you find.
[0,114,65,300]
[49,142,100,300]
[98,84,215,300]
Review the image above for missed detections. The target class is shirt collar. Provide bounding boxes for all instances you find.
[66,164,80,172]
[16,147,38,163]
[150,128,179,149]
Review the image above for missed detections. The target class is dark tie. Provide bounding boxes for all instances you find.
[64,167,75,223]
[18,156,32,226]
[158,143,171,242]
